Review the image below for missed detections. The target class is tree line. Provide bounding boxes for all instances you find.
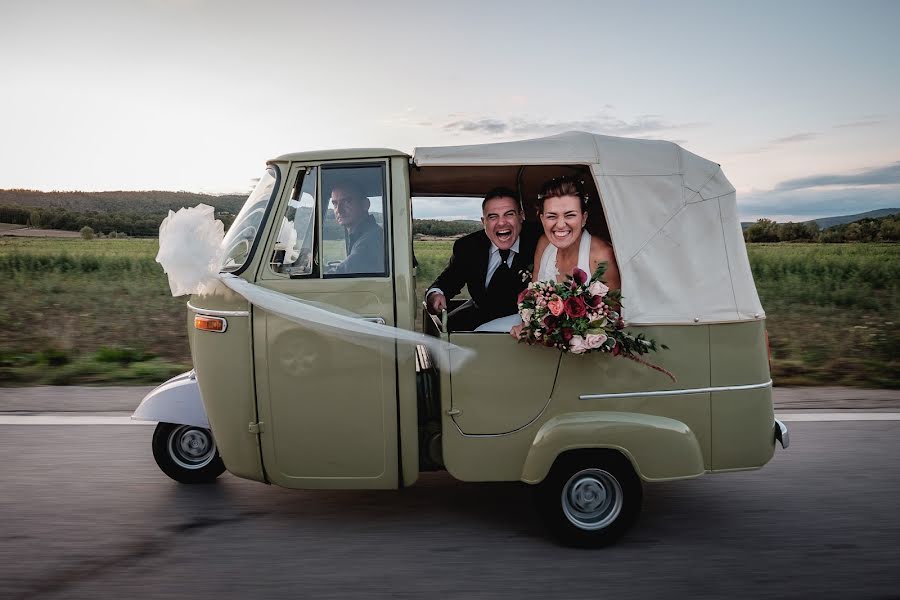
[0,204,236,237]
[743,215,900,243]
[0,203,482,239]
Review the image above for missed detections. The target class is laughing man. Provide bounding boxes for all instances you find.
[425,187,539,331]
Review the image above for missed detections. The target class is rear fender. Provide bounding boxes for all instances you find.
[131,370,209,428]
[521,411,705,484]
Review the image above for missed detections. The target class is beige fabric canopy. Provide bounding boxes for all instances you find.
[413,131,764,325]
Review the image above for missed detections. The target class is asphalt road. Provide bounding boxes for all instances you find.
[1,417,899,599]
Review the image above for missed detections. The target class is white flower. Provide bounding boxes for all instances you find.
[520,308,534,323]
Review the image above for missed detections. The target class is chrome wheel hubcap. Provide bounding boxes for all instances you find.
[167,426,216,470]
[561,468,623,530]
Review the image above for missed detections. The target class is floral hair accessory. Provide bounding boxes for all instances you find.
[516,263,673,379]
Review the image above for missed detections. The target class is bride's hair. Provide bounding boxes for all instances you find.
[537,176,589,214]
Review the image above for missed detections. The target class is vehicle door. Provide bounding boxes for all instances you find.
[446,332,561,435]
[252,161,398,489]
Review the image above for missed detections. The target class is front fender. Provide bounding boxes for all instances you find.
[521,411,705,484]
[131,370,209,428]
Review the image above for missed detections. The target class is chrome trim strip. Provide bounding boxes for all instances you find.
[362,317,386,325]
[579,380,772,401]
[186,301,250,317]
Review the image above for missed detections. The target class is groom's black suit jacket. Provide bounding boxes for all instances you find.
[429,222,540,329]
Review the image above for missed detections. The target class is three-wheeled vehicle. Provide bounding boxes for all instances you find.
[134,131,788,546]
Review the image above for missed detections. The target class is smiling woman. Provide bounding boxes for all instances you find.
[534,175,621,292]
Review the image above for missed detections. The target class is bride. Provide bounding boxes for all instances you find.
[475,175,620,334]
[532,175,620,288]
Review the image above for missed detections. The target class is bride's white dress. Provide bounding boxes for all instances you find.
[474,231,593,332]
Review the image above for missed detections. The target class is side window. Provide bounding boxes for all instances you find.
[321,164,388,277]
[270,167,317,277]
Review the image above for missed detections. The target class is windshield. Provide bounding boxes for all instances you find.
[221,166,279,273]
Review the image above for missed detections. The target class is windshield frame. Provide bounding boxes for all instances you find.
[220,163,282,276]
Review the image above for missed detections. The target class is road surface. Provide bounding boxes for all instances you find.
[0,386,898,599]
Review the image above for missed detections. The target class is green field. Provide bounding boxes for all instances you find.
[0,237,897,387]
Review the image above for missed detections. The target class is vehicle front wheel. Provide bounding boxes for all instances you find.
[151,422,225,484]
[534,450,642,547]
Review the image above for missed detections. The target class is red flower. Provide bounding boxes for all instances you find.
[611,341,621,356]
[572,268,588,286]
[561,327,574,342]
[564,296,587,318]
[543,314,558,330]
[517,288,532,304]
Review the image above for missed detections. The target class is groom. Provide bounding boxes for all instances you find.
[426,187,539,331]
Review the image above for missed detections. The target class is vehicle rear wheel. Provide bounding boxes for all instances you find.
[534,450,642,547]
[152,422,225,484]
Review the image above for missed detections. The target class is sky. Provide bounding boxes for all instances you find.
[1,0,898,222]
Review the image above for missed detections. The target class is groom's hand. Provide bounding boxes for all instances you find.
[427,292,447,315]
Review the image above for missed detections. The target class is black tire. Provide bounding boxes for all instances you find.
[534,449,642,548]
[151,422,225,484]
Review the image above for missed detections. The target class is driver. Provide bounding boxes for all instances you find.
[327,181,385,274]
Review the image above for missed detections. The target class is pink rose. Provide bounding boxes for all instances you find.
[584,333,608,349]
[548,296,564,316]
[589,280,609,298]
[564,296,587,318]
[569,335,588,354]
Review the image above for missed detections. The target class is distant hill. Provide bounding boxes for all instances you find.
[808,208,900,229]
[0,189,246,216]
[742,208,900,230]
[412,218,482,237]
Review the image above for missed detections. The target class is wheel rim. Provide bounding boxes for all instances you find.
[167,425,216,470]
[561,468,623,531]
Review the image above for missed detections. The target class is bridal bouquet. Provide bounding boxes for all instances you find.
[516,264,671,376]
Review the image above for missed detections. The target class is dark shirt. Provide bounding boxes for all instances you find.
[332,214,385,274]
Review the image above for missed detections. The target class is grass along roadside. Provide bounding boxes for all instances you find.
[0,237,897,387]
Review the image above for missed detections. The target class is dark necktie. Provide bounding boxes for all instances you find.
[498,248,511,266]
[486,248,515,317]
[489,249,511,286]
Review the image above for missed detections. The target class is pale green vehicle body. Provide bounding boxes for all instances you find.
[188,145,777,491]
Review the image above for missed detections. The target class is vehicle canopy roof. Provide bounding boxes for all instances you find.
[413,131,764,325]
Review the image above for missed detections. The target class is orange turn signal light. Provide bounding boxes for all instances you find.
[194,315,227,333]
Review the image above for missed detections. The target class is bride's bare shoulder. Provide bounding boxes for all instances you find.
[590,236,615,258]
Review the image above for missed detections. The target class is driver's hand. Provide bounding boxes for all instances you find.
[427,292,447,315]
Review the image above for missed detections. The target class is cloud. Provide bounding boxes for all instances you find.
[738,185,900,221]
[438,113,702,138]
[734,131,821,155]
[834,115,888,129]
[737,161,900,220]
[771,132,819,144]
[444,118,509,135]
[774,161,900,191]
